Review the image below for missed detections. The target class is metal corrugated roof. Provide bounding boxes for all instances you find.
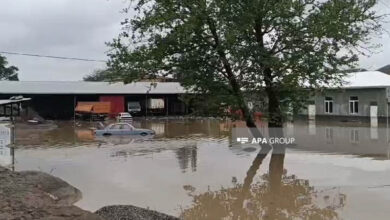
[339,71,390,88]
[0,71,388,95]
[0,98,31,105]
[303,71,390,89]
[0,81,187,94]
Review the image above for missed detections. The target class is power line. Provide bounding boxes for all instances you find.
[0,51,106,63]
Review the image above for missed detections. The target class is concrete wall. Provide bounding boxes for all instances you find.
[308,88,388,117]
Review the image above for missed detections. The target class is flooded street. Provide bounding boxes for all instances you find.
[4,119,390,219]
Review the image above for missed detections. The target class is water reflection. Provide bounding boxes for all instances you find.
[292,120,390,159]
[325,127,334,144]
[96,135,155,145]
[309,120,316,135]
[182,147,345,220]
[371,126,378,140]
[349,129,359,144]
[175,144,198,173]
[182,125,346,219]
[10,119,390,219]
[12,119,390,161]
[13,119,227,148]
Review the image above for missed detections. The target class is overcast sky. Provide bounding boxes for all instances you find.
[0,0,129,81]
[0,0,390,81]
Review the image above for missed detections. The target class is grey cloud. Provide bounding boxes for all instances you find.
[0,0,130,80]
[0,0,389,81]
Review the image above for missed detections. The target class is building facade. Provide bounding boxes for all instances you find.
[300,71,390,119]
[310,88,388,117]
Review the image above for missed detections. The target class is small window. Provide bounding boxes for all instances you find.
[324,97,333,114]
[120,124,132,130]
[110,124,121,130]
[349,96,359,114]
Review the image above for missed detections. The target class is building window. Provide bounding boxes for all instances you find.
[349,96,359,114]
[324,97,333,114]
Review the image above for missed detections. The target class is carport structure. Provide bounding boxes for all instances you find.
[0,98,31,118]
[0,81,188,119]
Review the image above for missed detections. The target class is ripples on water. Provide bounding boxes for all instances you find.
[14,119,228,149]
[3,119,390,219]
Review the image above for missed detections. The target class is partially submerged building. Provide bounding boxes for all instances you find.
[0,98,31,119]
[0,81,188,119]
[302,71,390,119]
[1,71,389,120]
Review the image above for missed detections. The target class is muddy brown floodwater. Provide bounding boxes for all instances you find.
[2,118,390,220]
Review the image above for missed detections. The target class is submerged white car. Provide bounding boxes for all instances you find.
[116,112,133,122]
[94,122,155,136]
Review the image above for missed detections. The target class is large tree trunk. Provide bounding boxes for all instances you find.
[264,68,283,128]
[266,88,283,128]
[253,19,283,128]
[207,16,260,130]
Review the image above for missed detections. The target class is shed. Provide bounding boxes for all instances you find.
[0,81,188,119]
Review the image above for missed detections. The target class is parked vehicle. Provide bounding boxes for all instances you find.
[116,112,133,123]
[0,117,10,122]
[147,98,165,114]
[94,122,155,136]
[75,102,111,120]
[127,101,141,114]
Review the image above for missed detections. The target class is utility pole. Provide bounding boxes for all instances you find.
[145,92,148,118]
[73,95,76,126]
[145,82,157,118]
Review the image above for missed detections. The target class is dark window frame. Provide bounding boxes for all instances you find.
[349,96,359,114]
[324,97,333,114]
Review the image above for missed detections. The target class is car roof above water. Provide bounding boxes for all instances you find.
[110,122,133,126]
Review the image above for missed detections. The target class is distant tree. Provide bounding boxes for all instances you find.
[377,64,390,75]
[84,68,180,82]
[0,55,19,81]
[83,69,113,81]
[107,0,383,128]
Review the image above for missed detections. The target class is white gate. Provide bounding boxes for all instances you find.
[308,105,316,120]
[370,105,378,128]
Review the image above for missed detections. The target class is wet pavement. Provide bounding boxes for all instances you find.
[1,118,390,219]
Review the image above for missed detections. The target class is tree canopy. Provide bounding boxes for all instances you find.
[83,69,113,81]
[107,0,383,127]
[0,55,19,81]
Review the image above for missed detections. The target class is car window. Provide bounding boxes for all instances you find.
[120,124,132,130]
[110,124,121,130]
